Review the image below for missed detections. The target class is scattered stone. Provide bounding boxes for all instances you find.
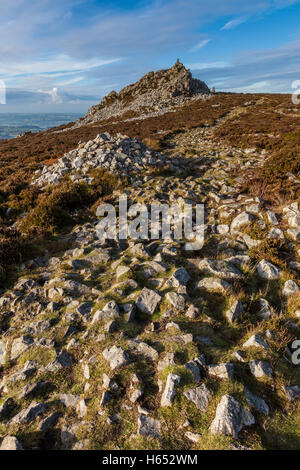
[136,288,161,315]
[257,260,281,280]
[282,280,300,296]
[161,373,180,407]
[249,360,273,378]
[196,277,231,293]
[166,292,185,311]
[243,334,269,350]
[185,431,200,443]
[225,300,245,323]
[244,387,269,415]
[103,346,130,370]
[138,414,160,438]
[10,401,47,424]
[167,267,190,287]
[184,384,210,411]
[10,336,33,361]
[207,363,234,380]
[0,436,23,450]
[283,385,300,402]
[210,394,255,438]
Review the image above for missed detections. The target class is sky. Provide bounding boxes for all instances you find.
[1,0,300,113]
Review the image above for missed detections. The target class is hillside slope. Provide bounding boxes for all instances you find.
[0,64,299,451]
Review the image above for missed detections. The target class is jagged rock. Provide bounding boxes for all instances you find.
[0,436,23,450]
[136,287,161,315]
[18,381,49,399]
[257,298,272,320]
[207,363,234,380]
[184,384,210,411]
[166,292,185,311]
[266,210,278,225]
[10,401,47,424]
[184,360,201,381]
[138,414,160,438]
[249,360,273,378]
[78,61,211,127]
[167,267,190,287]
[257,260,282,280]
[210,394,255,438]
[185,431,200,443]
[46,350,72,371]
[77,399,88,417]
[225,300,245,323]
[198,259,242,280]
[0,398,14,419]
[10,336,34,361]
[0,340,7,365]
[243,334,269,350]
[103,346,130,370]
[39,412,61,433]
[282,280,300,296]
[185,304,201,319]
[127,339,158,361]
[230,212,254,233]
[161,373,180,406]
[59,394,79,409]
[157,352,175,371]
[283,385,300,402]
[196,277,231,293]
[244,387,269,415]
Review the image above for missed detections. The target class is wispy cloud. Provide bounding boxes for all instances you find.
[190,39,211,52]
[221,16,248,30]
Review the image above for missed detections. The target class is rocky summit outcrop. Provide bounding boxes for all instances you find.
[75,60,211,126]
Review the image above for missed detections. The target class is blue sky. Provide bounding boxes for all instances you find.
[1,0,300,113]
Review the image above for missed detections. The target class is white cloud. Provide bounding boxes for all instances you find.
[188,61,230,70]
[221,16,248,30]
[190,39,211,52]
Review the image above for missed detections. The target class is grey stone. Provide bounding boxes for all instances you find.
[0,436,23,450]
[244,387,269,415]
[10,336,34,361]
[243,334,269,350]
[184,384,210,411]
[167,267,190,287]
[257,260,281,280]
[257,298,272,320]
[138,414,160,438]
[0,340,7,366]
[103,345,130,370]
[207,363,234,380]
[136,288,161,315]
[127,339,158,361]
[39,412,61,432]
[10,401,47,424]
[198,259,242,280]
[196,277,231,293]
[249,360,273,378]
[161,373,180,407]
[225,300,245,323]
[210,394,255,438]
[166,292,185,311]
[283,385,300,402]
[282,280,300,296]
